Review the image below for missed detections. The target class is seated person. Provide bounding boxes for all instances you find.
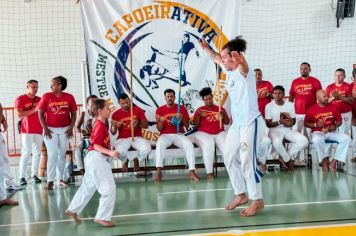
[265,85,308,171]
[304,90,351,173]
[111,93,151,172]
[193,87,230,180]
[155,89,199,182]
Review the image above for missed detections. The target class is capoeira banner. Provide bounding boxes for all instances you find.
[81,0,240,141]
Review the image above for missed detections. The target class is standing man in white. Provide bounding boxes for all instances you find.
[15,80,43,185]
[200,36,265,216]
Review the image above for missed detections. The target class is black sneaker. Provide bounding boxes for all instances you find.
[32,175,42,184]
[20,178,27,186]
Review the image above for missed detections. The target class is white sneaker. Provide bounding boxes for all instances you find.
[6,185,25,191]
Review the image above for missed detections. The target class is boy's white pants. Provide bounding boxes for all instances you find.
[311,131,351,163]
[19,133,43,179]
[43,126,70,182]
[223,116,264,200]
[338,112,352,135]
[269,128,309,162]
[292,114,310,160]
[0,133,16,188]
[67,151,116,221]
[193,131,226,174]
[115,137,151,162]
[156,133,196,170]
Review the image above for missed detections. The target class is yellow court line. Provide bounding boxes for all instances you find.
[188,223,356,236]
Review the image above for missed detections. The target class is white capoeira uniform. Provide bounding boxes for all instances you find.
[292,114,310,160]
[193,131,226,174]
[0,133,18,188]
[265,100,309,162]
[223,67,265,200]
[115,137,151,162]
[258,121,271,165]
[0,155,5,201]
[67,120,115,221]
[339,111,352,135]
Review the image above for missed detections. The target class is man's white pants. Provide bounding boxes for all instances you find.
[223,116,264,200]
[193,131,226,174]
[338,112,352,135]
[351,125,356,158]
[269,128,309,162]
[67,150,116,221]
[115,137,151,162]
[19,133,43,179]
[311,131,350,163]
[0,142,6,201]
[0,133,16,188]
[43,126,70,182]
[292,114,310,160]
[156,134,195,170]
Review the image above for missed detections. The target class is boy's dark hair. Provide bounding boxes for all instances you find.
[86,95,98,104]
[27,80,38,84]
[52,76,67,91]
[118,93,129,100]
[273,85,285,94]
[222,36,247,53]
[335,68,346,76]
[91,99,106,117]
[300,62,311,68]
[164,88,175,96]
[199,87,213,98]
[254,68,262,73]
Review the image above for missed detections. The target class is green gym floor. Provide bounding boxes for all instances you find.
[1,163,356,236]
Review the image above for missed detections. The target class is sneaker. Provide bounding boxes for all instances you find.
[7,184,25,192]
[19,178,27,186]
[32,175,42,184]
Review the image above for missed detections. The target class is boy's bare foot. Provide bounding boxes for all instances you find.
[133,157,140,172]
[122,159,129,172]
[330,159,337,173]
[94,218,115,227]
[155,168,162,182]
[287,160,294,172]
[225,194,249,210]
[240,199,264,217]
[207,173,214,180]
[65,210,82,223]
[0,198,19,207]
[189,170,200,181]
[321,158,329,173]
[45,181,53,191]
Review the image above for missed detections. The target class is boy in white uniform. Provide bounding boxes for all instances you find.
[200,36,265,216]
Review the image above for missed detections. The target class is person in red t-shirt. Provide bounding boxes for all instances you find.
[255,69,273,118]
[289,62,322,165]
[38,76,77,190]
[304,90,350,173]
[111,93,151,173]
[326,68,354,135]
[66,99,119,227]
[193,87,230,180]
[155,89,199,182]
[15,80,43,186]
[351,68,356,162]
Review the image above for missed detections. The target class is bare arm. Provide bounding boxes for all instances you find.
[140,118,149,129]
[339,95,354,105]
[75,111,85,133]
[289,95,294,102]
[231,51,249,77]
[16,108,38,119]
[93,144,119,158]
[38,110,52,138]
[199,38,222,65]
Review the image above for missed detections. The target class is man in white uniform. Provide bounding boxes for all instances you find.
[200,36,265,216]
[265,85,308,170]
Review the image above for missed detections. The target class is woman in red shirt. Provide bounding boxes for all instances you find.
[38,76,77,190]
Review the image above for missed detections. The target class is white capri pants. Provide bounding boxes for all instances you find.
[193,131,226,174]
[66,150,116,221]
[156,133,196,170]
[0,133,16,188]
[115,137,151,162]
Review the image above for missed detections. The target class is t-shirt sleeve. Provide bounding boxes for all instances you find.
[138,108,147,121]
[38,94,48,111]
[69,94,78,112]
[268,82,273,93]
[326,85,331,95]
[316,80,322,90]
[14,97,23,109]
[265,103,272,120]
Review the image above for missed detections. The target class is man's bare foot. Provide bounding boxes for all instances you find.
[321,158,329,173]
[65,210,82,223]
[240,199,264,217]
[94,218,115,227]
[133,158,140,172]
[122,159,129,172]
[0,198,19,207]
[260,164,267,173]
[155,168,162,182]
[207,173,214,180]
[287,160,294,172]
[45,181,53,191]
[225,194,249,210]
[330,159,337,173]
[279,157,289,170]
[351,157,356,163]
[189,170,200,181]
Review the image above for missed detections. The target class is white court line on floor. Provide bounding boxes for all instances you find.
[158,188,233,195]
[1,199,356,227]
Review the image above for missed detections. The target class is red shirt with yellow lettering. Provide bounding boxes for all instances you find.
[38,92,77,127]
[111,106,147,139]
[88,119,110,151]
[326,82,352,114]
[15,95,42,134]
[256,80,273,118]
[193,105,228,135]
[304,103,341,132]
[156,104,189,135]
[289,76,322,115]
